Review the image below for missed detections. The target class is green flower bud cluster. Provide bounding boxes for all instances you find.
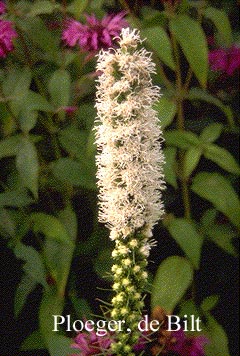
[110,233,150,354]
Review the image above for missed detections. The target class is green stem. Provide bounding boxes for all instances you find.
[119,0,133,14]
[183,68,193,93]
[171,32,191,220]
[16,27,62,160]
[158,62,174,91]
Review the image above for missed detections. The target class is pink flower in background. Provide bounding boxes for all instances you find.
[70,328,147,355]
[70,327,208,356]
[0,1,6,15]
[0,20,18,58]
[166,329,209,356]
[227,46,240,75]
[70,329,112,356]
[209,45,240,76]
[62,106,78,115]
[62,11,128,52]
[209,48,227,72]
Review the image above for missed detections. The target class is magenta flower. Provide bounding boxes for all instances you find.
[62,11,128,52]
[61,106,78,115]
[227,46,240,75]
[0,20,18,58]
[0,1,6,15]
[209,45,240,76]
[166,329,209,356]
[70,329,112,356]
[70,328,147,355]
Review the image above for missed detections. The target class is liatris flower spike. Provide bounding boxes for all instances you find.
[95,28,165,355]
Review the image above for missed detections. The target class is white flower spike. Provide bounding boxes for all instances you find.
[95,28,165,355]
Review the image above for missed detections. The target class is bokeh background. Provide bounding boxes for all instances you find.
[0,0,239,355]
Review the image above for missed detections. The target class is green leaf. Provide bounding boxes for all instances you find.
[28,0,57,16]
[14,242,47,287]
[48,69,71,108]
[39,290,77,356]
[43,207,76,294]
[12,210,31,242]
[168,218,203,269]
[141,8,167,28]
[67,0,89,18]
[87,126,96,152]
[90,0,105,10]
[21,330,45,351]
[205,224,237,256]
[200,208,217,230]
[204,144,240,175]
[184,146,202,178]
[3,67,31,98]
[18,17,59,58]
[0,208,16,237]
[76,226,108,256]
[76,74,95,99]
[14,274,37,317]
[188,88,222,106]
[204,7,232,47]
[201,295,219,312]
[151,256,193,311]
[22,91,54,112]
[0,190,33,208]
[71,296,93,320]
[94,248,112,278]
[47,335,75,356]
[188,88,233,123]
[16,137,39,198]
[6,68,32,116]
[192,172,240,228]
[163,147,177,188]
[31,212,74,246]
[165,130,200,149]
[204,313,230,356]
[19,110,38,133]
[155,96,177,129]
[59,205,78,243]
[39,290,64,337]
[0,136,21,159]
[179,300,201,319]
[200,123,223,143]
[142,26,175,70]
[178,0,190,13]
[52,158,96,190]
[0,134,42,160]
[78,103,96,130]
[58,126,88,159]
[0,104,14,136]
[170,15,208,87]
